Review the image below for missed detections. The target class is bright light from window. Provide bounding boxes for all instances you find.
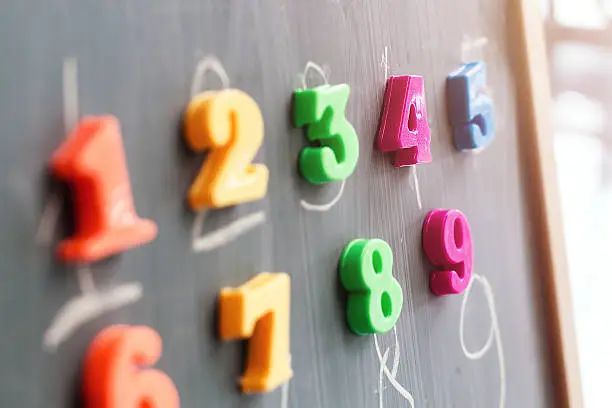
[554,91,606,134]
[554,0,608,29]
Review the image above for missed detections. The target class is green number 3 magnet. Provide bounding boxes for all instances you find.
[293,84,359,184]
[339,239,404,334]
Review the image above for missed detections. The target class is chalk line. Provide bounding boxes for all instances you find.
[375,326,400,378]
[300,179,346,212]
[459,273,506,408]
[36,58,79,246]
[381,46,389,80]
[379,349,390,408]
[469,146,486,155]
[280,380,290,408]
[300,61,329,90]
[43,281,143,352]
[77,267,96,293]
[190,55,230,98]
[374,326,415,407]
[35,193,63,245]
[410,167,423,210]
[62,57,79,133]
[191,210,266,252]
[461,36,489,63]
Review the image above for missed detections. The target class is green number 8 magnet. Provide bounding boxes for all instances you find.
[339,239,404,334]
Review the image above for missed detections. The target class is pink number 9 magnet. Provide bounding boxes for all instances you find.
[422,209,473,295]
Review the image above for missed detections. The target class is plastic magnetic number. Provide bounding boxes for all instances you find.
[50,116,158,263]
[446,62,495,150]
[339,239,403,334]
[219,272,292,393]
[83,325,180,408]
[422,209,473,295]
[184,89,269,210]
[377,75,432,167]
[293,84,359,184]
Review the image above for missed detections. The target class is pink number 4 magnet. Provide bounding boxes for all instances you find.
[377,75,432,167]
[422,209,473,295]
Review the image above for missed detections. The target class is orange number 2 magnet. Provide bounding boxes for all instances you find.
[83,325,180,408]
[50,116,158,263]
[184,89,269,210]
[219,272,292,393]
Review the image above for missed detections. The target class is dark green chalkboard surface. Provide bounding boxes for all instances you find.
[0,0,560,407]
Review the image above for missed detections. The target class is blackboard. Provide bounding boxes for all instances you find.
[0,0,577,407]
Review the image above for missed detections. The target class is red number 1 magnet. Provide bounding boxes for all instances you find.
[50,116,157,263]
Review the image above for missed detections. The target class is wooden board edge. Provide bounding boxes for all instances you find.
[513,0,583,406]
